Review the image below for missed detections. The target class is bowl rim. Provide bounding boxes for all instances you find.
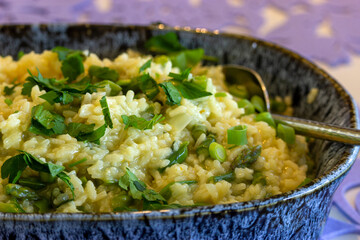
[0,23,359,221]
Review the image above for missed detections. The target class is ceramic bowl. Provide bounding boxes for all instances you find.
[0,24,358,240]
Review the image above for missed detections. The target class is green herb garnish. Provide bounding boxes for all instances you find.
[52,46,86,81]
[28,104,66,137]
[160,141,189,172]
[22,70,96,105]
[89,65,119,82]
[100,96,113,128]
[61,54,84,81]
[119,168,166,203]
[121,114,164,130]
[159,68,211,104]
[3,81,19,96]
[227,125,248,146]
[17,51,25,60]
[68,158,87,168]
[139,59,152,73]
[1,151,74,197]
[159,81,182,106]
[67,123,106,144]
[145,32,204,70]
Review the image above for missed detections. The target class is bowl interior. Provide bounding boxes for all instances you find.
[0,24,358,209]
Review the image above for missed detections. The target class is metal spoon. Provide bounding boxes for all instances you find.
[223,64,360,145]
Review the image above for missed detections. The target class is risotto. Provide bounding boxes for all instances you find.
[0,40,311,213]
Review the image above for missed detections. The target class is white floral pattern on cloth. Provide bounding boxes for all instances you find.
[0,0,360,239]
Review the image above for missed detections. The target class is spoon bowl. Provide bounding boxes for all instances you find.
[223,64,360,145]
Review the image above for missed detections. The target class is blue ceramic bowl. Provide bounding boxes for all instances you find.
[0,24,358,240]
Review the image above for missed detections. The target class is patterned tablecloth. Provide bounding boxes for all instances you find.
[1,0,360,239]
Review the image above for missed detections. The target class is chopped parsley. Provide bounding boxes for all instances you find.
[3,82,19,96]
[52,46,86,81]
[1,151,74,197]
[159,81,182,106]
[145,32,204,70]
[67,96,112,144]
[17,51,25,60]
[160,68,212,105]
[68,158,87,168]
[89,65,119,82]
[118,168,166,202]
[139,59,152,73]
[138,74,160,100]
[121,114,164,130]
[22,70,96,105]
[28,104,66,137]
[67,123,106,144]
[100,96,113,128]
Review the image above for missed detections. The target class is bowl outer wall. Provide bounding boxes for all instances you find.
[0,24,358,240]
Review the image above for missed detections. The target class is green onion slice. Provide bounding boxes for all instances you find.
[237,99,255,115]
[209,142,227,162]
[255,112,276,128]
[68,158,87,168]
[251,95,265,113]
[277,123,295,144]
[227,125,248,146]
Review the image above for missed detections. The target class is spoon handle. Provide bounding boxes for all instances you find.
[272,114,360,145]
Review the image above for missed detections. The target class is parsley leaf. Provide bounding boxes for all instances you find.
[66,96,111,144]
[89,65,119,82]
[169,68,191,82]
[3,80,19,96]
[1,151,74,197]
[17,51,25,60]
[121,114,164,130]
[52,47,86,81]
[138,74,160,100]
[61,54,84,81]
[145,32,185,53]
[159,81,182,106]
[29,105,66,137]
[52,48,85,77]
[100,96,113,128]
[139,59,152,73]
[22,70,95,105]
[52,46,83,61]
[1,154,27,184]
[175,81,212,99]
[145,32,204,70]
[4,86,16,96]
[169,49,204,71]
[22,70,63,97]
[162,68,212,102]
[67,123,106,144]
[119,168,166,202]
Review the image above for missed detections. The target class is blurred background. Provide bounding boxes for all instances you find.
[1,0,360,239]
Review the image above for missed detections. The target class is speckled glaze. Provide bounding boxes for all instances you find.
[0,25,358,240]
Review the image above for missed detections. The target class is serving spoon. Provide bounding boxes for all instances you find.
[222,65,360,145]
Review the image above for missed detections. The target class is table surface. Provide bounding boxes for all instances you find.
[1,0,360,239]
